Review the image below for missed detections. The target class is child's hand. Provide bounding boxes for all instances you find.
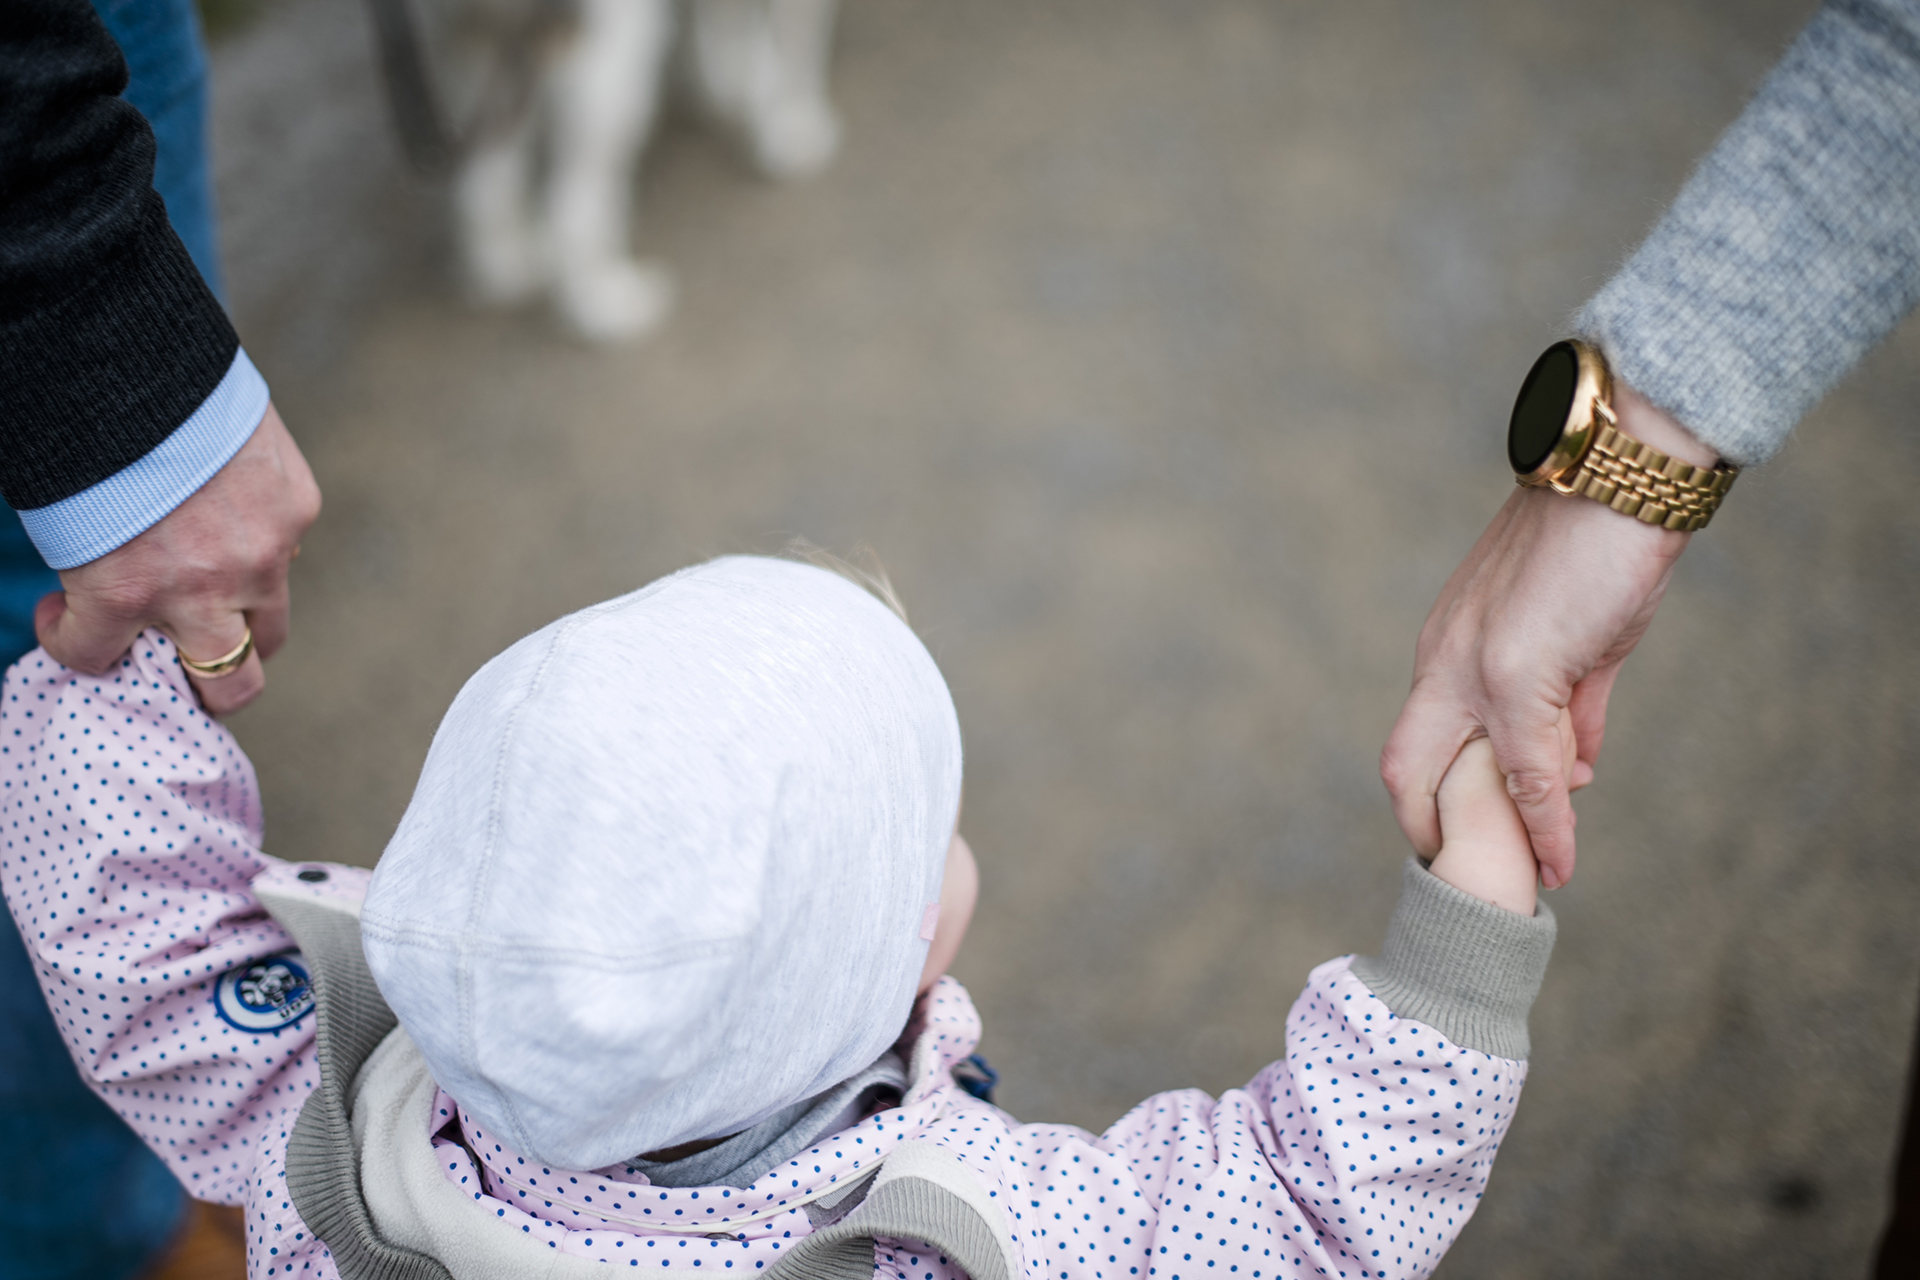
[1425,712,1576,916]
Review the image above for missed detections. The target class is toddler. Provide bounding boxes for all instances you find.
[1,555,1557,1280]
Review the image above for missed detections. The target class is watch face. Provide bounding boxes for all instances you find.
[1508,342,1579,474]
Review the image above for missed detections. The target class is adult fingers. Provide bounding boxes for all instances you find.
[248,581,292,662]
[1484,709,1578,888]
[1567,662,1622,777]
[1381,686,1479,859]
[35,589,145,676]
[188,575,285,714]
[170,612,265,717]
[1553,706,1591,790]
[191,648,266,717]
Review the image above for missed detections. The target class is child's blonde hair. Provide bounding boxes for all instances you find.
[781,538,909,624]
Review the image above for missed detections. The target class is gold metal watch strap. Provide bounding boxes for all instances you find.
[1559,422,1738,532]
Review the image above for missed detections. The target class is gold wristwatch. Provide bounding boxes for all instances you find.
[1507,340,1737,532]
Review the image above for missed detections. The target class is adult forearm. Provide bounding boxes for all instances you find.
[1577,0,1920,467]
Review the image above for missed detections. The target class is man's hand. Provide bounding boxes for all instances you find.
[1380,384,1712,889]
[34,405,320,716]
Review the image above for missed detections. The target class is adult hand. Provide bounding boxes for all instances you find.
[33,405,321,716]
[1379,384,1715,889]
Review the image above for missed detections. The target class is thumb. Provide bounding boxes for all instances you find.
[34,591,145,677]
[1486,711,1578,888]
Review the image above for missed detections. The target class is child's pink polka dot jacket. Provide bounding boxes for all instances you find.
[2,635,1555,1280]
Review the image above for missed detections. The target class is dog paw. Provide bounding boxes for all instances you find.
[750,99,842,180]
[554,258,677,343]
[464,231,548,308]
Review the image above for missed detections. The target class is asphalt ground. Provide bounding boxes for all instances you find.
[209,3,1919,1275]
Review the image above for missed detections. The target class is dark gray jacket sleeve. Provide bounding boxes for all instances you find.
[1575,0,1920,467]
[0,0,237,511]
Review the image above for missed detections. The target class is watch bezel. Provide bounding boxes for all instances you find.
[1509,339,1614,491]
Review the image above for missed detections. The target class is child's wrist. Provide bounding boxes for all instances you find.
[1427,840,1539,917]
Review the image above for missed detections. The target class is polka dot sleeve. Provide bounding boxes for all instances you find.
[990,958,1527,1280]
[0,635,333,1208]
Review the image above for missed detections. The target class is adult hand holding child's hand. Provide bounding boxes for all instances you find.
[32,407,319,717]
[1381,384,1713,890]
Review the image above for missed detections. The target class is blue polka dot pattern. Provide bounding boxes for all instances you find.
[1,635,363,1277]
[2,635,1529,1280]
[413,972,1521,1280]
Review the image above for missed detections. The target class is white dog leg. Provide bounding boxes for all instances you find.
[454,116,545,306]
[545,0,677,342]
[691,0,842,180]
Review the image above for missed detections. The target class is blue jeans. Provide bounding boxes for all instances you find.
[94,0,224,299]
[0,5,223,1276]
[0,508,54,672]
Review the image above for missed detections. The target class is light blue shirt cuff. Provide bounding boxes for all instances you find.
[17,349,271,570]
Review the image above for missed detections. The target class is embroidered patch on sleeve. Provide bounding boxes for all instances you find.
[213,952,316,1033]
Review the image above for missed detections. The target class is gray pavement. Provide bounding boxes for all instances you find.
[210,2,1919,1275]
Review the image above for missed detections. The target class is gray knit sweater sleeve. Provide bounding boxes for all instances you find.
[1575,0,1920,467]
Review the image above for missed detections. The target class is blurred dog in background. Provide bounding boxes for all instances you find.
[399,0,840,342]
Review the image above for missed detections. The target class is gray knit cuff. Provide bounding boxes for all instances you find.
[1348,858,1556,1061]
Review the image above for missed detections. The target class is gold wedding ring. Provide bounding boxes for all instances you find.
[178,627,255,678]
